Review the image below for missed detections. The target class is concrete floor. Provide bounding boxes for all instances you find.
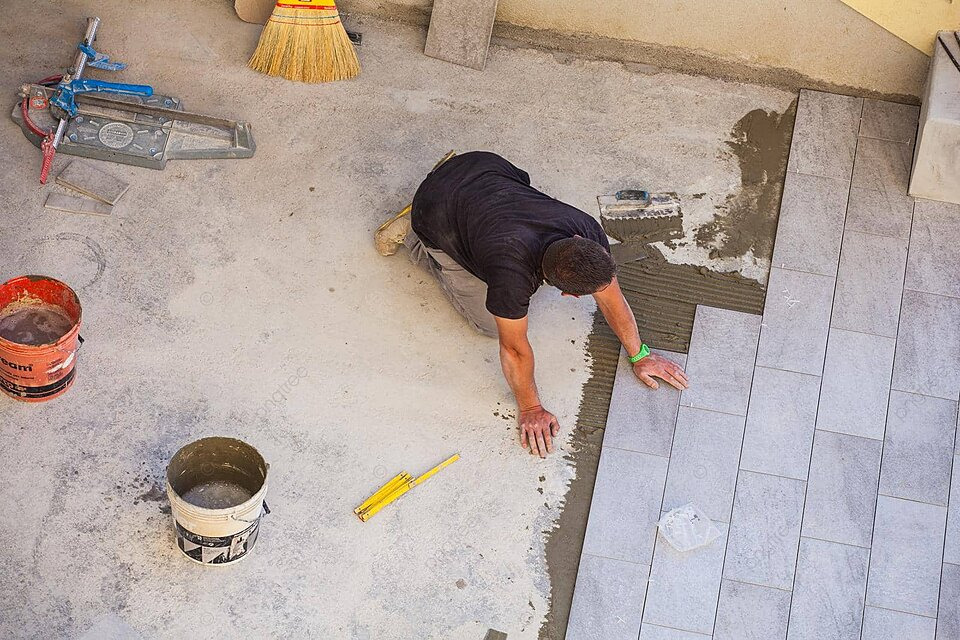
[0,2,793,638]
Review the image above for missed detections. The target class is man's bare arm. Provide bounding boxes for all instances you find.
[593,276,689,390]
[495,315,560,458]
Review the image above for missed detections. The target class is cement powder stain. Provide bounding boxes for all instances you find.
[695,101,797,262]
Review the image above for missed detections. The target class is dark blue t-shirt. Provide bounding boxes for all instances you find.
[411,151,610,320]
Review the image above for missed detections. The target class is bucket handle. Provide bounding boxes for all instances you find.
[230,500,270,523]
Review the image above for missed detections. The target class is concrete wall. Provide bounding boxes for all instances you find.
[343,0,929,100]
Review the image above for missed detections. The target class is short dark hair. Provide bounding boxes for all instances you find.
[542,237,616,295]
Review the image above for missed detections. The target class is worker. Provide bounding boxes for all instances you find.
[375,151,688,458]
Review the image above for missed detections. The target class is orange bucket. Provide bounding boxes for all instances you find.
[0,276,83,402]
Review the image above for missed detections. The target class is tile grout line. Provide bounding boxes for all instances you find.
[785,96,862,640]
[676,403,747,419]
[867,602,939,621]
[799,532,871,551]
[934,384,960,638]
[637,339,688,638]
[579,550,650,567]
[769,264,838,279]
[903,285,960,303]
[857,179,917,640]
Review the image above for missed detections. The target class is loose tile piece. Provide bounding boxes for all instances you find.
[851,137,914,196]
[723,471,805,590]
[787,90,861,180]
[566,554,648,640]
[891,290,960,401]
[643,523,728,635]
[713,579,790,640]
[639,625,711,640]
[859,99,920,144]
[938,563,960,640]
[802,430,882,547]
[843,186,914,239]
[905,199,960,299]
[860,606,935,640]
[740,366,819,480]
[770,171,849,276]
[44,193,112,217]
[880,391,957,506]
[831,231,908,338]
[816,329,895,440]
[756,267,835,376]
[56,160,129,205]
[867,495,947,617]
[582,448,668,564]
[679,306,760,417]
[661,407,745,523]
[604,350,685,457]
[787,537,869,640]
[423,0,499,70]
[944,456,960,565]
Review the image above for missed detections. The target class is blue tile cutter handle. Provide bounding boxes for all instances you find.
[38,16,154,183]
[50,78,154,119]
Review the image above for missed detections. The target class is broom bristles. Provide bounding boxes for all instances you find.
[249,2,360,83]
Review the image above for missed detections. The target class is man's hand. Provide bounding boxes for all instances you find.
[633,353,689,390]
[519,405,560,458]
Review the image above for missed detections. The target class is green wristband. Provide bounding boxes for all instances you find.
[629,343,650,363]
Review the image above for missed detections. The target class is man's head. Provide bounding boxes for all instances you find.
[542,237,616,297]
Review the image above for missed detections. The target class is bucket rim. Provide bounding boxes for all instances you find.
[0,275,83,349]
[166,436,269,516]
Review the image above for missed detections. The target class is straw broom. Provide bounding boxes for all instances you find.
[249,0,360,83]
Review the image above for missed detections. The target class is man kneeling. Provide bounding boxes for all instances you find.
[376,151,688,457]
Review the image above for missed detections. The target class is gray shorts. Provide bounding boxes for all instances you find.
[405,232,498,338]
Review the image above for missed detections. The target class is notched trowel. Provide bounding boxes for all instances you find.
[598,189,683,244]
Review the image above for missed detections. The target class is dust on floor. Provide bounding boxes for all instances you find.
[0,2,795,638]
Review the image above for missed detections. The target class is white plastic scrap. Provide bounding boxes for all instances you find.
[657,503,722,552]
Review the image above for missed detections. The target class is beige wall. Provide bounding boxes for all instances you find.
[343,0,929,99]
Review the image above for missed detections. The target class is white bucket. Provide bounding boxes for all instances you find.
[165,437,269,566]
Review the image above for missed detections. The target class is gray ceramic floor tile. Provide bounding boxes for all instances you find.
[852,137,914,196]
[880,391,958,506]
[740,367,820,480]
[567,554,648,640]
[771,172,849,276]
[643,523,727,635]
[662,407,745,523]
[604,350,685,457]
[844,186,914,239]
[423,0,498,70]
[945,457,960,565]
[679,306,760,417]
[802,430,882,547]
[787,538,869,640]
[831,231,908,338]
[639,625,711,640]
[723,471,805,590]
[867,495,947,617]
[582,448,669,564]
[787,90,861,180]
[891,290,960,401]
[757,267,835,376]
[938,563,960,640]
[859,99,920,144]
[713,579,790,640]
[905,199,960,299]
[861,606,935,640]
[816,329,896,440]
